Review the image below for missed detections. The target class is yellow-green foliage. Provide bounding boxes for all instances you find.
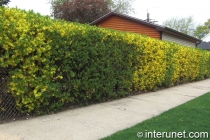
[132,37,167,91]
[166,43,210,85]
[0,7,210,114]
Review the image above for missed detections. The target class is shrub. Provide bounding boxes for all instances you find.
[0,7,210,113]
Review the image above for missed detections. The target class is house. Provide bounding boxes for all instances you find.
[197,42,210,51]
[202,33,210,42]
[197,33,210,51]
[90,12,201,48]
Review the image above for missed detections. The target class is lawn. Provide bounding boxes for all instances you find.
[101,92,210,140]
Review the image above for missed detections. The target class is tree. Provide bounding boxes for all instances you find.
[0,0,10,6]
[194,19,210,39]
[50,0,110,23]
[163,16,197,37]
[50,0,134,23]
[107,0,134,14]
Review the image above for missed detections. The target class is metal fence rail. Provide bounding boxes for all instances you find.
[0,68,22,123]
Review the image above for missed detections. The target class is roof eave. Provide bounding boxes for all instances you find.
[90,12,201,42]
[90,12,164,29]
[90,12,113,25]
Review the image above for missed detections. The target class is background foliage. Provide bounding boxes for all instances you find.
[163,16,197,37]
[1,7,210,114]
[0,0,10,6]
[50,0,134,23]
[194,19,210,39]
[50,0,110,23]
[163,16,210,39]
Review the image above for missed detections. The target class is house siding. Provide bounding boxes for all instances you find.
[162,32,196,48]
[96,15,160,39]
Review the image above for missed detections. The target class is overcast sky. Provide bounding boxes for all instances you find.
[8,0,210,26]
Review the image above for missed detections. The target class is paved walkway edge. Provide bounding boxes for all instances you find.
[0,79,210,140]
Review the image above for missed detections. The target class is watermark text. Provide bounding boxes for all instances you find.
[137,130,209,139]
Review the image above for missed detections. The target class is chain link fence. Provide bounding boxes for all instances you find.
[0,68,76,124]
[0,68,24,123]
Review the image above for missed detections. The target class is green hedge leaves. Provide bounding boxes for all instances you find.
[1,7,210,113]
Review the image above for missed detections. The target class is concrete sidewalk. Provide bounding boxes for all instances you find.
[0,79,210,140]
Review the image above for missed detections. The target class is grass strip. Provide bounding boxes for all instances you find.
[101,92,210,140]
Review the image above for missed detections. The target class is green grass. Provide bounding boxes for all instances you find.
[101,92,210,140]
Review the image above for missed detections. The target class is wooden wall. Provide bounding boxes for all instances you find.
[96,15,160,39]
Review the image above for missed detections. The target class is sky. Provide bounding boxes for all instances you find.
[8,0,210,26]
[131,0,210,25]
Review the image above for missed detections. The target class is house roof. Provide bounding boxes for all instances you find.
[90,12,201,42]
[197,42,210,50]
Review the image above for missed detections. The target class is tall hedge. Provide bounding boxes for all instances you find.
[0,7,210,113]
